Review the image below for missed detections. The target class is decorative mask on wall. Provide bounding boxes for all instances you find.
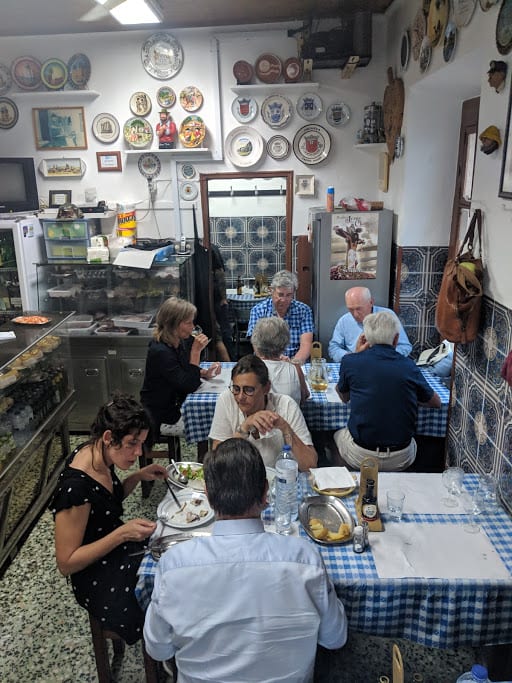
[487,60,507,93]
[479,125,501,155]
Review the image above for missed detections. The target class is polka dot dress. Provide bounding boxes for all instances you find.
[49,449,145,645]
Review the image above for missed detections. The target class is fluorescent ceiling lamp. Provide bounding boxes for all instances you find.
[109,0,162,25]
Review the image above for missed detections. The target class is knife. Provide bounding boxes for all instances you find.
[392,644,404,683]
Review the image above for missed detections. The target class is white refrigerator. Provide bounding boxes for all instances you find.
[0,216,45,313]
[310,208,394,356]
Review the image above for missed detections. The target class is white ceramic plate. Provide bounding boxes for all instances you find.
[326,102,350,127]
[130,91,152,117]
[231,96,258,123]
[267,135,290,160]
[261,95,293,129]
[180,86,203,112]
[419,37,432,74]
[157,490,213,529]
[138,152,161,179]
[293,124,331,165]
[124,117,153,148]
[452,0,477,28]
[92,113,120,144]
[157,86,176,108]
[225,125,265,168]
[166,461,205,491]
[179,182,198,201]
[141,32,184,79]
[296,92,323,121]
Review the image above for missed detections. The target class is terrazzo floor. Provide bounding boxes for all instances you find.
[0,440,484,683]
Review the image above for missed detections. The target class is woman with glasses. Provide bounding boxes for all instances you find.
[209,354,317,471]
[49,393,168,645]
[140,296,220,443]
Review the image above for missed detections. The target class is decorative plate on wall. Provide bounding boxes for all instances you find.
[130,91,152,116]
[0,64,12,95]
[267,135,291,160]
[157,86,176,108]
[293,124,331,165]
[443,22,457,63]
[452,0,477,28]
[92,113,120,144]
[10,56,42,90]
[179,115,206,148]
[41,58,68,90]
[419,37,432,74]
[180,86,203,112]
[137,152,161,179]
[0,97,18,129]
[179,182,198,201]
[67,53,90,89]
[326,102,350,127]
[232,60,254,85]
[283,57,302,83]
[399,30,410,72]
[123,117,153,148]
[225,126,265,168]
[141,33,184,79]
[255,53,282,83]
[261,95,293,129]
[496,0,512,55]
[427,0,449,48]
[411,8,426,61]
[181,163,196,179]
[479,0,499,9]
[231,96,258,123]
[296,92,323,121]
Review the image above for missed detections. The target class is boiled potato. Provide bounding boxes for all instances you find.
[309,517,329,540]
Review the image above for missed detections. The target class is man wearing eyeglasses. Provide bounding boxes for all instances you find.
[209,354,317,471]
[247,270,314,364]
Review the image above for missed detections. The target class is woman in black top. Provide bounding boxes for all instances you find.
[140,296,220,438]
[50,394,167,644]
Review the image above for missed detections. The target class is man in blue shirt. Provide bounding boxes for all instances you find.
[334,311,440,471]
[328,286,411,361]
[144,438,347,683]
[247,270,314,364]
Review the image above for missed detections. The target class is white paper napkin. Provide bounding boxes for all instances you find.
[310,466,355,490]
[377,473,461,515]
[194,367,231,394]
[371,523,510,580]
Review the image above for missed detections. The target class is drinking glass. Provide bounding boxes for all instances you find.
[191,325,202,338]
[477,473,499,511]
[460,491,486,534]
[441,467,465,507]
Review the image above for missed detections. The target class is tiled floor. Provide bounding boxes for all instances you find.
[0,441,484,683]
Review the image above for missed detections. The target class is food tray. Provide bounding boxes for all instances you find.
[47,285,80,298]
[299,495,355,546]
[94,325,133,336]
[111,314,153,329]
[66,314,93,328]
[66,322,98,336]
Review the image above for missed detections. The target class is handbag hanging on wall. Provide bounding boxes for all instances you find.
[435,208,483,344]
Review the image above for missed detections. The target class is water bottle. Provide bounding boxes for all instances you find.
[275,445,298,535]
[456,664,491,682]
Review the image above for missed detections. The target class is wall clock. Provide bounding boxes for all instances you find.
[411,8,426,61]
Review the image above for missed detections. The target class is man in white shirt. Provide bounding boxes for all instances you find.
[328,286,412,362]
[143,439,347,683]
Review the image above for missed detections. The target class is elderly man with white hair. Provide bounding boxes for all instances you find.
[334,310,441,471]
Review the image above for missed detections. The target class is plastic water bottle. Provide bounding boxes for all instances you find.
[275,445,298,535]
[456,664,491,682]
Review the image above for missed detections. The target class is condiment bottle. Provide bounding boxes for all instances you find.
[326,186,335,212]
[236,276,243,295]
[353,525,365,553]
[362,478,379,522]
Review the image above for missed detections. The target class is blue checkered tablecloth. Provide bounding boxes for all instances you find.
[227,293,263,313]
[181,363,450,443]
[135,473,512,649]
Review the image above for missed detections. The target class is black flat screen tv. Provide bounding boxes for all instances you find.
[0,157,39,214]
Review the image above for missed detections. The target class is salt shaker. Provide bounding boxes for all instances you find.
[353,525,365,553]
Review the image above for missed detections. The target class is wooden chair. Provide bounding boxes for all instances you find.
[88,613,163,683]
[139,428,183,498]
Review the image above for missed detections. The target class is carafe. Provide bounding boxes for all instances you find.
[309,357,329,391]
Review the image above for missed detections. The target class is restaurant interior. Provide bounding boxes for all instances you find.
[0,0,512,681]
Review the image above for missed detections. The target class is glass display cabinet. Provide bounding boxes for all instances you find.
[0,313,74,576]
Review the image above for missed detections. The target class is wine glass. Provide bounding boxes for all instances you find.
[460,491,486,534]
[441,467,465,507]
[191,325,202,338]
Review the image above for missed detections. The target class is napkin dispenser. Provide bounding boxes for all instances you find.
[355,456,383,531]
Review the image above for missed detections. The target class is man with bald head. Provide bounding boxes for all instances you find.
[328,286,411,362]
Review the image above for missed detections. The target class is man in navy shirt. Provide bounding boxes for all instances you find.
[334,311,440,470]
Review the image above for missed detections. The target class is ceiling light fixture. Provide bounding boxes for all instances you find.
[109,0,162,25]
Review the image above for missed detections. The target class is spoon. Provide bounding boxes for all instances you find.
[171,458,188,485]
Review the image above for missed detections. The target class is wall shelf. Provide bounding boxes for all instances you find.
[231,82,319,95]
[125,148,211,159]
[9,90,100,101]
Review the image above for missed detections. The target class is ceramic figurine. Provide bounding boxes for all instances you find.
[156,108,177,149]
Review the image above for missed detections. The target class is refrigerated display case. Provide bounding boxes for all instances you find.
[310,208,393,354]
[0,313,74,576]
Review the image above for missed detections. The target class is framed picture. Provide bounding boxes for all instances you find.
[48,190,72,208]
[96,151,122,172]
[32,106,87,151]
[499,82,512,199]
[295,174,315,196]
[38,158,86,178]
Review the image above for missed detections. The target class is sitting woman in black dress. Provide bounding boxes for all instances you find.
[49,394,168,644]
[140,296,220,440]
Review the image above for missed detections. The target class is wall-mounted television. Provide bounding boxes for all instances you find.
[0,157,39,214]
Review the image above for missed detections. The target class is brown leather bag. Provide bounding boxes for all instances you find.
[435,209,483,343]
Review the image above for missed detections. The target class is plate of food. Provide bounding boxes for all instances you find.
[12,315,51,325]
[299,495,355,545]
[167,461,205,491]
[157,490,213,529]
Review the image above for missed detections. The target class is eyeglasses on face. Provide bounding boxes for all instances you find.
[229,383,257,396]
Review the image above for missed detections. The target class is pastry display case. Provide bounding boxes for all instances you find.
[0,313,74,576]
